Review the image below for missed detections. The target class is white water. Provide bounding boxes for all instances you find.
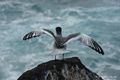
[0,0,120,80]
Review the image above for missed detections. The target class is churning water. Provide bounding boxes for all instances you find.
[0,0,120,80]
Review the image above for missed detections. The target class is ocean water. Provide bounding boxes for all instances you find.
[0,0,120,80]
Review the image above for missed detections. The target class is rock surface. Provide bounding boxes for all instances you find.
[18,57,103,80]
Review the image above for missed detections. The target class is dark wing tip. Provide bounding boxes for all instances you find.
[23,32,34,40]
[23,37,27,40]
[88,40,104,55]
[98,49,104,55]
[93,41,105,55]
[101,49,104,55]
[23,35,28,40]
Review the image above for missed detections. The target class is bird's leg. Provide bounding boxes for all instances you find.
[55,55,57,61]
[62,54,64,61]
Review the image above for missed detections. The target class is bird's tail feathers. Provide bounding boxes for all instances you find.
[49,49,69,56]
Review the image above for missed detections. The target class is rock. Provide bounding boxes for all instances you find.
[18,57,103,80]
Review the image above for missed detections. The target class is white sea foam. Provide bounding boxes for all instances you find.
[0,0,120,80]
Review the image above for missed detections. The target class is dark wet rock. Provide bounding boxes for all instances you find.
[18,57,103,80]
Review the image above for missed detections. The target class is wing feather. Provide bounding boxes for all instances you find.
[23,29,56,40]
[64,32,104,55]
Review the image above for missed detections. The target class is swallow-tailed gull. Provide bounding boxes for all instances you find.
[23,27,104,60]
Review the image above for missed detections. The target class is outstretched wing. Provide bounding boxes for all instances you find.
[64,32,104,55]
[23,29,56,40]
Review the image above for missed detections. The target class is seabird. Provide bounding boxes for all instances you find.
[23,27,104,60]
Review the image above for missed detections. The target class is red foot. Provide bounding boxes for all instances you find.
[60,59,65,61]
[54,59,65,61]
